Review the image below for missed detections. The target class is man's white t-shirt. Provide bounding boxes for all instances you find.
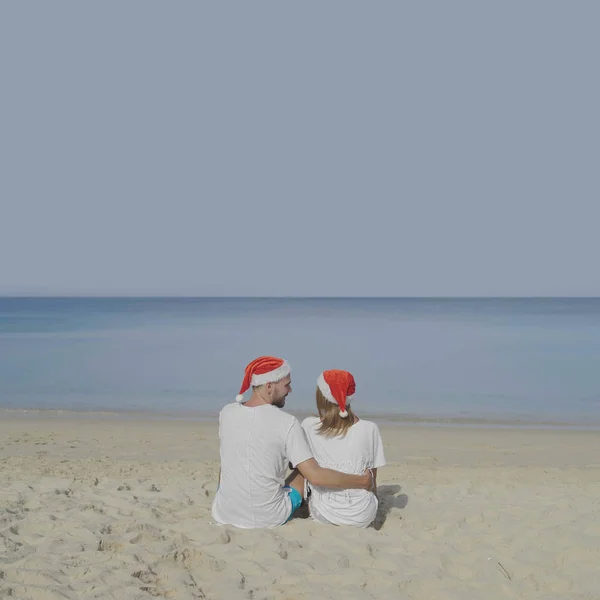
[212,403,313,529]
[301,416,386,528]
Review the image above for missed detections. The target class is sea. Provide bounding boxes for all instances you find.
[1,297,599,427]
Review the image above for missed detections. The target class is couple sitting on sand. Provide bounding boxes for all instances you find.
[212,356,385,529]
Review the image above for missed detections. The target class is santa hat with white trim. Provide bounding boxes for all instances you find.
[317,369,356,418]
[236,356,291,402]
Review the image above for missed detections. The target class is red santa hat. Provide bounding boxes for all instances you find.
[236,356,291,402]
[317,369,356,418]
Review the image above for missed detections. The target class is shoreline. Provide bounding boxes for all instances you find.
[2,405,600,431]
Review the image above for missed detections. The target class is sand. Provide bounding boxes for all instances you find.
[1,412,599,600]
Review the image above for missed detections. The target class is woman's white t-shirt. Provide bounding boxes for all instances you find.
[301,416,386,528]
[212,403,313,529]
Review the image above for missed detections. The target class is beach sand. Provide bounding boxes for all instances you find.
[1,413,599,600]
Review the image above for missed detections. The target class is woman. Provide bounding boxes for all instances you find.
[301,369,386,527]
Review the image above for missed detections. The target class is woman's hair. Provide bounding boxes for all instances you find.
[316,387,355,437]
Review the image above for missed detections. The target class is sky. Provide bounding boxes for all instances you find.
[1,1,599,297]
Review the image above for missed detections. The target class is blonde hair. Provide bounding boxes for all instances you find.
[316,387,355,437]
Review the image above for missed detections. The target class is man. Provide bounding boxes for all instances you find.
[211,356,373,528]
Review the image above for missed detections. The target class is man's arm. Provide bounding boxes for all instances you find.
[296,458,372,490]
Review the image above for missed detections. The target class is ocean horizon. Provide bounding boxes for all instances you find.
[1,297,600,427]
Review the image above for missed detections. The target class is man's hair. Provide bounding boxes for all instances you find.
[315,387,355,437]
[252,374,289,391]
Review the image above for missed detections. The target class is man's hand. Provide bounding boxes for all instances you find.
[365,468,375,491]
[357,469,374,491]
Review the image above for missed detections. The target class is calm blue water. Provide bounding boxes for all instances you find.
[1,298,600,424]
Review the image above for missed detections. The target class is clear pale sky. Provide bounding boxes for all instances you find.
[1,2,598,297]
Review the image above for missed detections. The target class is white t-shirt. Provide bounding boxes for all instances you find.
[301,416,386,528]
[212,403,313,529]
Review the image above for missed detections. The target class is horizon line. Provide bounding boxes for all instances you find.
[1,295,600,300]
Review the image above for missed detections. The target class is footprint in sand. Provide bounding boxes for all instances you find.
[168,547,226,572]
[132,568,158,585]
[97,536,125,552]
[337,555,350,568]
[133,568,175,596]
[125,523,162,535]
[218,530,231,544]
[129,527,167,544]
[201,480,218,498]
